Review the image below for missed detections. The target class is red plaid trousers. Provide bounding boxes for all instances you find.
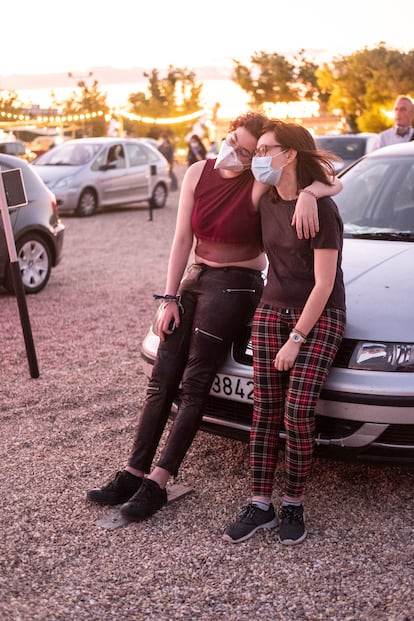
[250,304,345,499]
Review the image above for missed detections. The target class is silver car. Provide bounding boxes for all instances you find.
[0,154,64,293]
[316,133,378,173]
[33,137,170,216]
[141,142,414,464]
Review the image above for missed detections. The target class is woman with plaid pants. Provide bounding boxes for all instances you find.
[224,120,346,545]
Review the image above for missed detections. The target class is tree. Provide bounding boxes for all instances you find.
[233,52,298,106]
[294,49,320,101]
[314,64,334,116]
[126,66,205,146]
[59,79,110,137]
[0,89,23,111]
[316,44,414,132]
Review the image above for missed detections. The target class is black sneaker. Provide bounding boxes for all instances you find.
[278,504,307,545]
[223,503,278,543]
[120,478,168,522]
[87,470,143,506]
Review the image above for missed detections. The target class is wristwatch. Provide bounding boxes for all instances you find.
[289,331,306,344]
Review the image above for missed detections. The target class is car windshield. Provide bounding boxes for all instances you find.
[335,154,414,239]
[35,142,101,166]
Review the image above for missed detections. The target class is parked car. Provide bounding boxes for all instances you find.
[32,137,170,217]
[141,137,161,150]
[315,133,378,173]
[0,154,65,293]
[141,142,414,465]
[0,141,37,162]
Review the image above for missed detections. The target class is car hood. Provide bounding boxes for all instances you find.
[33,164,83,184]
[342,238,414,341]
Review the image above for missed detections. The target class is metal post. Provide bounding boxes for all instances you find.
[0,175,39,378]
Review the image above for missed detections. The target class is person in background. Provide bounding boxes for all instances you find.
[224,119,346,546]
[158,133,178,191]
[87,112,341,525]
[107,144,125,168]
[206,140,220,159]
[186,134,207,166]
[371,95,414,150]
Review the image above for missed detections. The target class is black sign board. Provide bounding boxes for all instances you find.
[1,168,28,208]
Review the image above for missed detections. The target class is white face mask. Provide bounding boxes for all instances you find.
[214,141,245,172]
[251,152,286,185]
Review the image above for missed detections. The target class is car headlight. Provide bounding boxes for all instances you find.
[349,342,414,371]
[55,175,77,189]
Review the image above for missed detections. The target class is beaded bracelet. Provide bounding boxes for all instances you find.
[153,294,180,301]
[299,188,318,200]
[292,327,307,339]
[153,293,184,314]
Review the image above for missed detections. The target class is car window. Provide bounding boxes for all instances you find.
[392,164,414,230]
[336,156,414,233]
[91,150,107,170]
[125,143,149,167]
[35,142,99,165]
[0,159,39,195]
[107,144,126,169]
[143,145,163,164]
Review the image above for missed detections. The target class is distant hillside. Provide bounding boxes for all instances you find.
[0,65,233,90]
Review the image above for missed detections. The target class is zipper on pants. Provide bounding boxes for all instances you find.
[194,327,224,341]
[223,288,256,293]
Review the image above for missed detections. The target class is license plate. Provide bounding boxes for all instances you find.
[210,373,254,403]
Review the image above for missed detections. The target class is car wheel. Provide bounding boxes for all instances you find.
[149,183,167,209]
[4,233,52,294]
[75,188,97,217]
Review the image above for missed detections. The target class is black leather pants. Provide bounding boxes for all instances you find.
[128,263,264,476]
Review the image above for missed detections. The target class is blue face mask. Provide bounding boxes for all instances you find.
[251,153,286,185]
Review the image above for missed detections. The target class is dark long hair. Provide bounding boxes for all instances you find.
[262,119,338,188]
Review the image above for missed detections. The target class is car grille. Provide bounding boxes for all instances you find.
[202,397,362,440]
[232,327,253,365]
[375,424,414,446]
[204,395,252,427]
[314,416,362,439]
[232,328,356,369]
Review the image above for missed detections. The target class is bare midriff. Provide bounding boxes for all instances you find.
[194,252,267,271]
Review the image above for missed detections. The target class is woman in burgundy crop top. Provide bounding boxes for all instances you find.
[87,113,342,524]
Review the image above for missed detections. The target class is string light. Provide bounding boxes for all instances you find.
[0,107,207,125]
[120,109,206,124]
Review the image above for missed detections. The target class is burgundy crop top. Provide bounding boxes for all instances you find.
[191,159,263,263]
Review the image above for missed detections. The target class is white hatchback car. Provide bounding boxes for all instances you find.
[33,137,170,216]
[141,142,414,465]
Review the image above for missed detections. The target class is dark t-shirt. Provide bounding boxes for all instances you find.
[260,192,346,310]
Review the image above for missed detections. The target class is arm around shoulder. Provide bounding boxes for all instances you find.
[292,177,342,239]
[304,177,342,199]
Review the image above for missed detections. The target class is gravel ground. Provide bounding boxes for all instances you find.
[1,165,413,621]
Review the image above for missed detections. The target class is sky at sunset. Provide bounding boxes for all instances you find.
[1,0,412,77]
